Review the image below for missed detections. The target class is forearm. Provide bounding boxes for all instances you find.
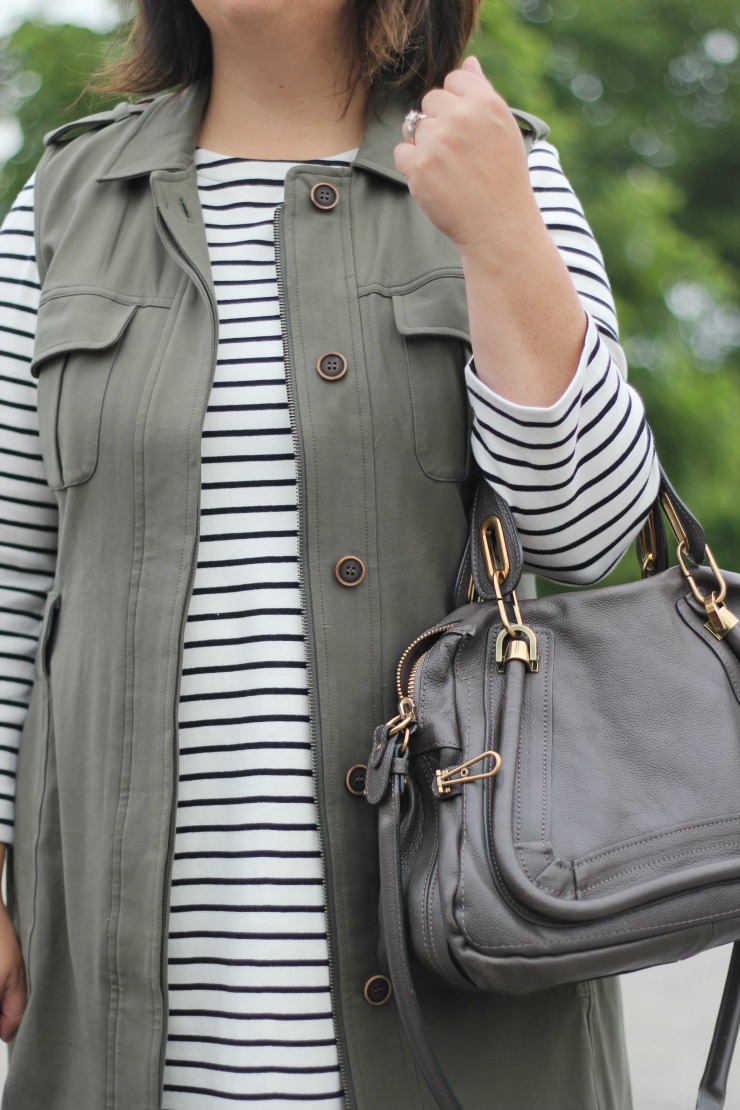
[0,177,59,842]
[460,209,587,408]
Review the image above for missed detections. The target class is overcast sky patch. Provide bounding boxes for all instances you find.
[0,0,120,36]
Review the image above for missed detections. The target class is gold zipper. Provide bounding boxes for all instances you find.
[395,623,457,703]
[393,623,503,796]
[389,623,458,739]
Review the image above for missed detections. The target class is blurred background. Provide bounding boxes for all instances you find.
[1,0,739,1105]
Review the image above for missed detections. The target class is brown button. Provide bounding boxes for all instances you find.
[345,764,367,796]
[335,556,366,588]
[364,975,392,1006]
[310,182,339,211]
[317,352,348,382]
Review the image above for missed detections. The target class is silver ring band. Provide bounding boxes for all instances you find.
[404,109,428,145]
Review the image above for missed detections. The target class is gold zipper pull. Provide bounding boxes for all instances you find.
[388,696,416,754]
[435,750,502,796]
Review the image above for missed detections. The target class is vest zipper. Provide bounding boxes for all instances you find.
[274,202,354,1110]
[153,200,219,1098]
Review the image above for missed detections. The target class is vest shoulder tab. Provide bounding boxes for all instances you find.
[511,109,550,150]
[44,101,149,148]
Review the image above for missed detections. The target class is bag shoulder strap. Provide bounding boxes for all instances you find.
[378,769,463,1110]
[696,944,740,1109]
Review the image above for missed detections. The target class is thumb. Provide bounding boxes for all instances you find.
[461,55,485,77]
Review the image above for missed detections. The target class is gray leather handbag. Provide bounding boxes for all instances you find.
[366,469,740,1110]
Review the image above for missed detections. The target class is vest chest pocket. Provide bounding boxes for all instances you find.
[30,293,137,489]
[392,276,472,483]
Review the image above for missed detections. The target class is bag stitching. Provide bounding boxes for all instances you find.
[574,815,740,866]
[578,839,740,893]
[462,901,739,952]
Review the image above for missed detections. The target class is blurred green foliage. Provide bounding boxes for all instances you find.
[0,20,119,201]
[0,2,738,585]
[471,0,740,585]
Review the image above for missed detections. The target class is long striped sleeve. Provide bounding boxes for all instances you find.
[467,140,659,584]
[0,177,58,842]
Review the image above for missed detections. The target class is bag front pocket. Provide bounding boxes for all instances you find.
[31,293,137,489]
[392,276,472,483]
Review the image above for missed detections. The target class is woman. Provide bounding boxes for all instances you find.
[0,1,658,1107]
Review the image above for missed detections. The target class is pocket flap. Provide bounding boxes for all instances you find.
[31,294,137,377]
[392,277,471,344]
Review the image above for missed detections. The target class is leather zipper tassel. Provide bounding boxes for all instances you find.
[274,202,354,1110]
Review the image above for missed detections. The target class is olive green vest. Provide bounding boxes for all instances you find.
[4,84,631,1110]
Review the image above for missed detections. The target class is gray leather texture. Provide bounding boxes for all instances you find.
[367,470,740,1108]
[398,563,740,991]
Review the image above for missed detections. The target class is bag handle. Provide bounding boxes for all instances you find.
[454,463,718,626]
[464,465,706,603]
[371,732,740,1110]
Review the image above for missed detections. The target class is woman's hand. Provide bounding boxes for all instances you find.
[393,55,587,408]
[393,56,540,259]
[0,847,26,1042]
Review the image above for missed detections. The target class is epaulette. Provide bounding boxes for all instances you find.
[44,100,149,147]
[512,109,550,148]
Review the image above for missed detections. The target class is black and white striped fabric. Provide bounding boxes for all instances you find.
[0,140,657,1108]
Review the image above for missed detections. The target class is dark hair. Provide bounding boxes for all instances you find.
[98,0,482,102]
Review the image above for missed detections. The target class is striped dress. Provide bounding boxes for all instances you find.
[0,140,658,1109]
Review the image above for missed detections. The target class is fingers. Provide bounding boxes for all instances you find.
[418,89,448,119]
[0,973,26,1043]
[443,61,495,98]
[394,50,534,251]
[461,55,485,77]
[401,110,431,145]
[0,901,27,1042]
[393,135,418,179]
[401,59,508,149]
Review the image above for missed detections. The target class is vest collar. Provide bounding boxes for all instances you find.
[96,81,409,187]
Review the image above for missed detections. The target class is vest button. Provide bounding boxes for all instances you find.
[364,975,392,1006]
[310,182,339,211]
[345,764,367,796]
[335,556,366,588]
[317,352,348,381]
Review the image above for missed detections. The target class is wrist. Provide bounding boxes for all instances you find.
[456,198,545,267]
